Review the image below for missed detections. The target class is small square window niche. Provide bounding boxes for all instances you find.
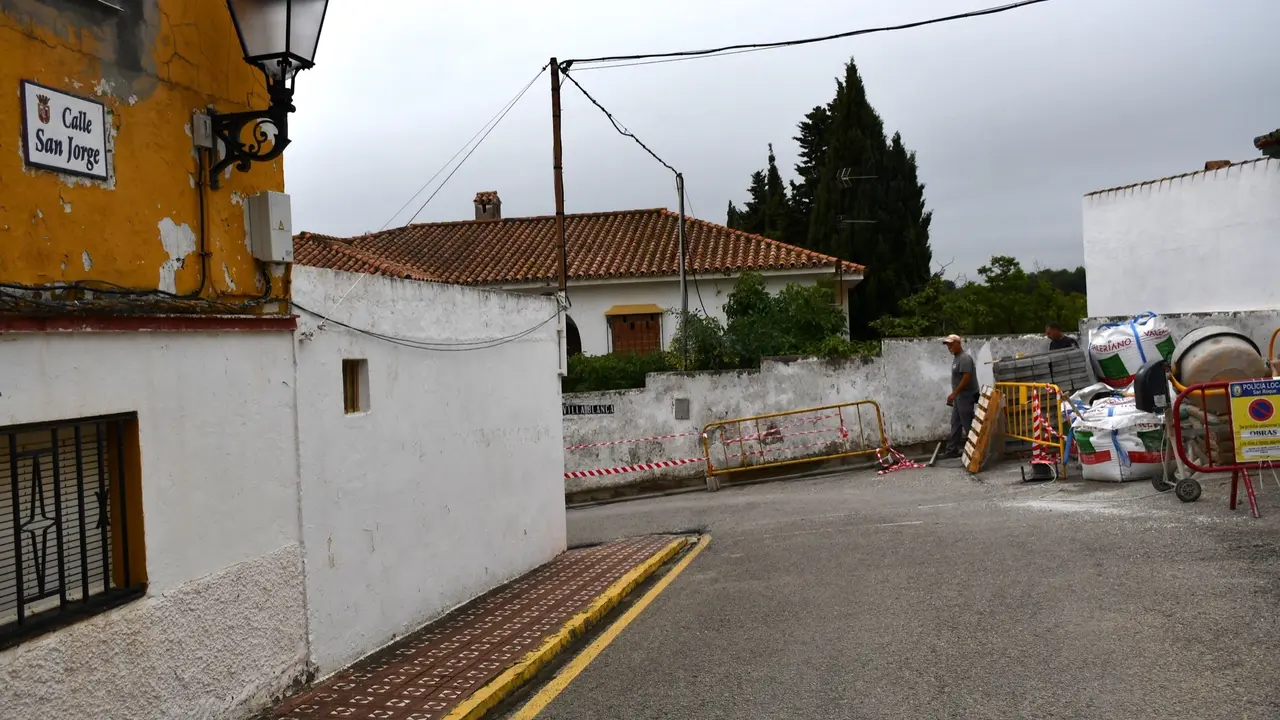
[342,358,370,414]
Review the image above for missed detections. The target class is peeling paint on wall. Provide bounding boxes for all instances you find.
[82,250,92,271]
[222,263,236,291]
[157,218,196,294]
[561,336,1049,493]
[0,0,286,306]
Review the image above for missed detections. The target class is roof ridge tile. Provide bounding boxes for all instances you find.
[295,207,864,285]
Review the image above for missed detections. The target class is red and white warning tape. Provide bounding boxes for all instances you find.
[876,447,927,475]
[726,436,843,461]
[720,412,843,445]
[564,456,703,479]
[565,430,699,452]
[1030,390,1059,465]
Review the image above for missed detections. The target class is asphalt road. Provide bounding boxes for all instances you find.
[520,464,1280,719]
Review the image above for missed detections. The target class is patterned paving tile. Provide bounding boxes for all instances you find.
[272,535,680,720]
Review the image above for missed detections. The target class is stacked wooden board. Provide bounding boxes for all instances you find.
[963,386,1003,473]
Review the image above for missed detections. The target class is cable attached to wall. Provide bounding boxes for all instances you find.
[293,299,564,352]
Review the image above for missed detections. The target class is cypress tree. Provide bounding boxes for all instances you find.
[729,57,933,339]
[727,146,793,241]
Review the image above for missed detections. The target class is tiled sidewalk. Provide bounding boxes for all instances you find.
[272,535,685,720]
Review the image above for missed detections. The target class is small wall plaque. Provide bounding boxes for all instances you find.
[563,404,614,416]
[21,80,109,180]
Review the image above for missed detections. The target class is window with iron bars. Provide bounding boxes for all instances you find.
[1,414,146,649]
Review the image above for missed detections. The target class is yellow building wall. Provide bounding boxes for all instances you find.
[0,0,290,310]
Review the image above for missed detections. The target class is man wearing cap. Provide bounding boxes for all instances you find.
[942,334,978,459]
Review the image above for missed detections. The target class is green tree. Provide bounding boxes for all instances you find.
[669,311,731,371]
[727,169,767,235]
[869,273,984,337]
[1028,266,1087,296]
[790,103,831,235]
[722,272,850,366]
[568,272,876,392]
[872,255,1088,338]
[729,57,933,338]
[727,145,792,241]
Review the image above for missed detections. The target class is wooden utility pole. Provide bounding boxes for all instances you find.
[550,58,568,294]
[676,172,688,367]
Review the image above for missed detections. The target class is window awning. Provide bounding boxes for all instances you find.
[604,303,664,317]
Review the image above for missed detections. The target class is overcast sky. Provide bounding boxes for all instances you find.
[286,0,1280,278]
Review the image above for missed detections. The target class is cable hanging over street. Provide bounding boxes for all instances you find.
[555,64,696,362]
[563,0,1052,69]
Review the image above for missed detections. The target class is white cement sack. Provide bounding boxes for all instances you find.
[1063,382,1126,428]
[1088,313,1175,388]
[1071,399,1167,482]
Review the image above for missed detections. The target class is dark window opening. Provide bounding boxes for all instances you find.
[565,316,583,357]
[343,359,370,414]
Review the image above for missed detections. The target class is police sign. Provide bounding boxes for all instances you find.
[21,80,109,180]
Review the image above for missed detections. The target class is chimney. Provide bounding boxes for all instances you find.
[474,190,501,221]
[1204,160,1231,171]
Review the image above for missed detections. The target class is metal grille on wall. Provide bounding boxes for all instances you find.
[0,414,142,647]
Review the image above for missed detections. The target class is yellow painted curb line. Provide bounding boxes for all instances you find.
[441,536,693,720]
[510,534,711,719]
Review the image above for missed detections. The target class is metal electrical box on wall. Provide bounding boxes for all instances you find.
[247,191,294,263]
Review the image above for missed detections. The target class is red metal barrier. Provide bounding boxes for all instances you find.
[1171,379,1280,518]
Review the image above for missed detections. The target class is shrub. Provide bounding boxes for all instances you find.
[563,272,875,392]
[561,351,674,393]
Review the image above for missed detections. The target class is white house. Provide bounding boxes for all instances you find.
[294,191,865,357]
[1082,157,1280,317]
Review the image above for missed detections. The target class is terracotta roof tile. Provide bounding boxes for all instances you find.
[295,208,864,286]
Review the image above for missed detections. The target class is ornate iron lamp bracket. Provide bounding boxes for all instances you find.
[208,80,294,189]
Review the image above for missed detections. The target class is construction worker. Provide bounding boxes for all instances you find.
[1045,322,1079,351]
[942,334,978,459]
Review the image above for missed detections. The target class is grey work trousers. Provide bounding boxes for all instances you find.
[947,392,978,455]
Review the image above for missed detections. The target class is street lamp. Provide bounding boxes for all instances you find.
[210,0,329,187]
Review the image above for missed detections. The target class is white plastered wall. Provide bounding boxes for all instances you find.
[1083,158,1280,318]
[0,330,308,720]
[292,267,567,676]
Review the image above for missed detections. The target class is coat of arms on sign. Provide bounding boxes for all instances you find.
[36,94,50,124]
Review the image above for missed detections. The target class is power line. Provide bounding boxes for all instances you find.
[559,69,678,176]
[314,65,549,332]
[575,47,766,72]
[560,70,709,326]
[406,65,547,224]
[563,0,1051,68]
[381,64,548,230]
[294,302,561,352]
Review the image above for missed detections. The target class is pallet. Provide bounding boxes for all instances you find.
[962,386,1003,473]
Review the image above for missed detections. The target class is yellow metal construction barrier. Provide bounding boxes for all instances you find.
[701,400,888,477]
[993,382,1067,477]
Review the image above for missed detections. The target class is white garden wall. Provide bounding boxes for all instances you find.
[0,330,308,720]
[563,336,1045,494]
[293,267,567,676]
[1083,158,1280,318]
